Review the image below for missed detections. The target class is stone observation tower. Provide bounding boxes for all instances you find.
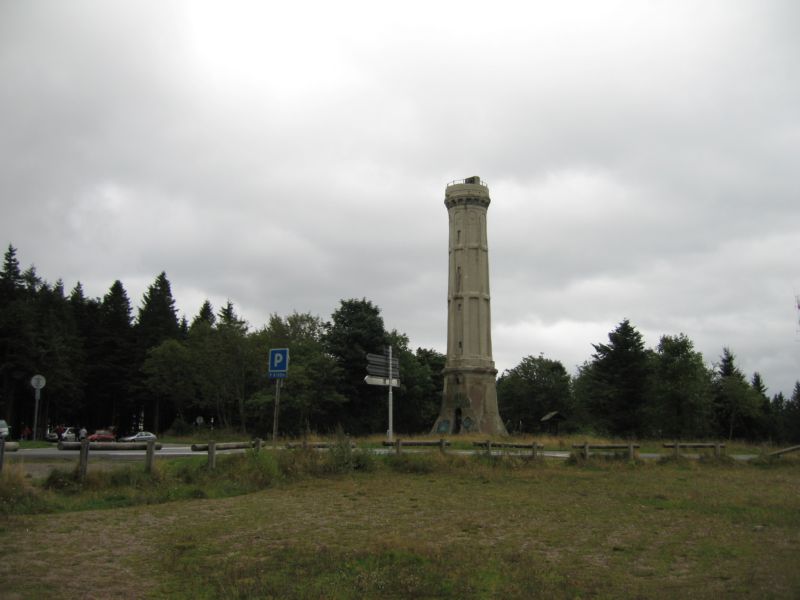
[432,176,507,435]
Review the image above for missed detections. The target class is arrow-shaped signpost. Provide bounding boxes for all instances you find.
[365,347,400,442]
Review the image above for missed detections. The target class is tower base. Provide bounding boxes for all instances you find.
[432,368,508,435]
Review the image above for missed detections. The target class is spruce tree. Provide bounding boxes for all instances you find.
[585,319,651,436]
[192,300,216,329]
[91,281,136,430]
[136,272,180,350]
[135,272,180,433]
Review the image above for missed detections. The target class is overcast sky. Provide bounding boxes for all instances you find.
[1,1,798,396]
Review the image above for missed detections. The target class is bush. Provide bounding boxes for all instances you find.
[277,448,325,478]
[43,468,80,492]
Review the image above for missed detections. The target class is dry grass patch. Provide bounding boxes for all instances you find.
[1,457,799,598]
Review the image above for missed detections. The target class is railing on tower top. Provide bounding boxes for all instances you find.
[447,177,488,188]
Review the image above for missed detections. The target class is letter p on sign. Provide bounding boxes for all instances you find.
[269,348,290,379]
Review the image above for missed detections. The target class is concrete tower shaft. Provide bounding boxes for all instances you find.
[433,176,507,436]
[444,179,494,371]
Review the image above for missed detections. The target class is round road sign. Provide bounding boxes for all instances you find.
[30,374,46,390]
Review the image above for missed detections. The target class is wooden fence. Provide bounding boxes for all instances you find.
[572,443,640,460]
[662,442,725,458]
[473,440,544,458]
[382,439,450,454]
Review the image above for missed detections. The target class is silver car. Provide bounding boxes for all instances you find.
[119,431,157,443]
[0,419,9,439]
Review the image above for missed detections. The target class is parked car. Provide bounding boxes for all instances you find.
[61,427,78,442]
[0,419,9,439]
[88,430,116,442]
[119,431,157,443]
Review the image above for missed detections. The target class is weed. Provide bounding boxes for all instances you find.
[0,465,49,515]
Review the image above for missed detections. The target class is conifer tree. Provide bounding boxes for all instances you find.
[136,272,180,350]
[584,319,651,436]
[192,300,216,329]
[712,348,763,439]
[0,245,36,428]
[89,281,137,429]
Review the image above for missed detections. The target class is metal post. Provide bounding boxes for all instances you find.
[272,379,282,448]
[33,388,40,441]
[387,345,393,443]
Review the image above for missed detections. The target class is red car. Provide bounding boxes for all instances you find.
[88,430,116,442]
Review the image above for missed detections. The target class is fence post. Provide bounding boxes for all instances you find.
[254,438,263,454]
[531,440,537,459]
[208,440,217,470]
[714,443,720,459]
[79,439,90,482]
[628,443,635,461]
[145,440,155,474]
[0,437,5,474]
[487,440,492,455]
[439,438,446,454]
[395,439,402,455]
[583,442,589,460]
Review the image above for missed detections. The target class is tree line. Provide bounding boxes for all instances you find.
[2,244,798,441]
[0,245,444,438]
[499,319,800,442]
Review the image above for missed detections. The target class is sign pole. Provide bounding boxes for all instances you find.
[33,389,40,441]
[267,348,289,449]
[30,374,46,441]
[273,378,281,448]
[387,346,393,443]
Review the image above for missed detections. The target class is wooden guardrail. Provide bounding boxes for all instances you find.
[473,440,544,458]
[285,441,356,450]
[382,439,450,454]
[192,439,265,469]
[662,442,725,458]
[58,441,164,451]
[767,444,800,457]
[572,442,640,460]
[191,441,262,452]
[54,439,160,481]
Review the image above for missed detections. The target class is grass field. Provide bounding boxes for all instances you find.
[1,448,799,599]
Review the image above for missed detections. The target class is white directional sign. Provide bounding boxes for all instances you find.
[363,375,400,387]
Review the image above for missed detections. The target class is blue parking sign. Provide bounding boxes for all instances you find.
[269,348,289,378]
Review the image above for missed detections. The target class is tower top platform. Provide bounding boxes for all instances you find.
[445,176,490,208]
[447,176,487,188]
